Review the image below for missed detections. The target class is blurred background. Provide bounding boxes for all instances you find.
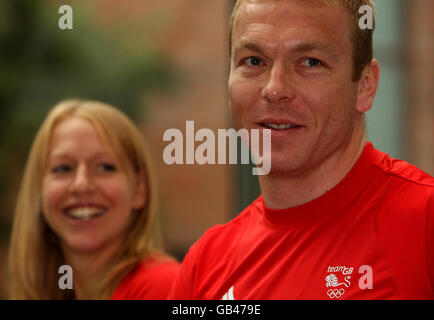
[0,0,432,299]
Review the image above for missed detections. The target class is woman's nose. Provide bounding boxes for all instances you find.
[70,165,95,194]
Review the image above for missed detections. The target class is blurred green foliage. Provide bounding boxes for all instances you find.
[0,0,176,239]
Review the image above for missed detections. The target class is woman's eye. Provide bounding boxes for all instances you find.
[51,165,71,173]
[98,163,116,172]
[244,57,263,67]
[301,58,322,67]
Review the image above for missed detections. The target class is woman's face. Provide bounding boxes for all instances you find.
[42,116,145,255]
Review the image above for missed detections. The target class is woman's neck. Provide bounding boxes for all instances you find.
[61,241,122,299]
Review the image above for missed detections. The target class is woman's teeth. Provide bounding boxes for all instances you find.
[264,123,297,130]
[65,207,105,220]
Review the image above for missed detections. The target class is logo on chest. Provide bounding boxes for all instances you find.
[325,265,373,299]
[325,266,353,299]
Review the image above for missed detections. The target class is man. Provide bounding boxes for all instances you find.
[169,0,434,299]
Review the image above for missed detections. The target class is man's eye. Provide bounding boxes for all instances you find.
[98,163,116,172]
[301,58,322,67]
[51,165,71,173]
[244,57,263,67]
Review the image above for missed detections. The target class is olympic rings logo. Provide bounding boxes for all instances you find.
[327,288,345,299]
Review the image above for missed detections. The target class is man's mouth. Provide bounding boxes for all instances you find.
[64,205,107,221]
[261,123,303,130]
[263,123,298,130]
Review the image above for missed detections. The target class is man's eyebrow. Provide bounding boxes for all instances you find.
[233,40,266,57]
[292,42,340,60]
[233,40,340,60]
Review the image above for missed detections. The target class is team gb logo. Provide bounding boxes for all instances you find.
[325,265,374,299]
[325,266,353,299]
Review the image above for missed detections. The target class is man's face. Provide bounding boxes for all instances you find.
[229,0,362,175]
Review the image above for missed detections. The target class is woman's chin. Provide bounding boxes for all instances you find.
[61,236,105,255]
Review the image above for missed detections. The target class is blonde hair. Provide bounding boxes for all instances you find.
[9,100,163,299]
[229,0,376,81]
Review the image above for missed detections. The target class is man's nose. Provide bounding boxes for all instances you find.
[71,165,94,193]
[260,64,296,104]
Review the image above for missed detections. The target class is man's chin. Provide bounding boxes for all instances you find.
[263,154,311,177]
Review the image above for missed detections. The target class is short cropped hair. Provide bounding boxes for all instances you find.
[229,0,375,81]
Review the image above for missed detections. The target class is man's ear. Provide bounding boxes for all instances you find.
[132,172,147,210]
[356,59,380,113]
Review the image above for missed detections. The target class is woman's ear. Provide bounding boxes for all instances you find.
[356,59,380,113]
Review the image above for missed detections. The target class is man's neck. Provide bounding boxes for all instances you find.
[259,130,367,210]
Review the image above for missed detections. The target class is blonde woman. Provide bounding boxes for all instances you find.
[9,100,179,299]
